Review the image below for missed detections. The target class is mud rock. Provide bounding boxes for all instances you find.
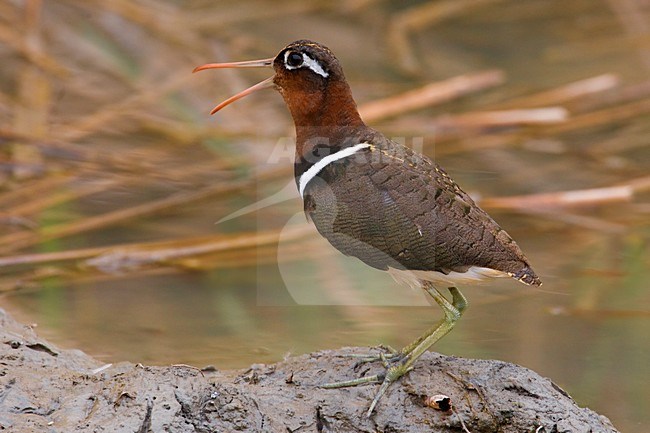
[0,309,618,432]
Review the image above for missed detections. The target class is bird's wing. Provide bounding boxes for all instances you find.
[303,142,540,285]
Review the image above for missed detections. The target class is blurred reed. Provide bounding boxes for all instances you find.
[0,0,648,298]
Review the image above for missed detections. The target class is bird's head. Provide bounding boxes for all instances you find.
[194,40,362,128]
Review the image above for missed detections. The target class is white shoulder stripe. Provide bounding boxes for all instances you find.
[298,142,371,198]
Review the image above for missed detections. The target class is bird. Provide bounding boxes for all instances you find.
[194,39,541,417]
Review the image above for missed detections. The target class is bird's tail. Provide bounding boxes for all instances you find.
[513,266,542,286]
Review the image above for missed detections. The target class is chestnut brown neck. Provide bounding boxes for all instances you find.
[279,79,367,155]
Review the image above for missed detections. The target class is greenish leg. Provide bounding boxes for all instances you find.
[322,284,468,417]
[399,285,468,357]
[365,285,467,416]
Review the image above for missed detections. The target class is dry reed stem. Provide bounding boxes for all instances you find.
[570,79,650,113]
[480,177,650,210]
[71,0,194,47]
[436,107,568,128]
[0,235,334,292]
[86,223,313,273]
[1,157,237,220]
[186,2,322,31]
[0,224,311,270]
[358,70,506,122]
[0,175,72,209]
[0,18,68,77]
[434,133,523,156]
[547,32,650,65]
[0,167,286,254]
[387,0,506,74]
[606,0,650,70]
[524,209,625,233]
[12,0,48,181]
[0,180,246,254]
[491,74,620,109]
[51,70,192,142]
[547,98,650,134]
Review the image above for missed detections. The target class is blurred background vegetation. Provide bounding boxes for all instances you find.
[0,0,648,431]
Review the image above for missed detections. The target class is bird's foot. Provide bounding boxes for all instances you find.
[340,344,404,366]
[322,354,413,417]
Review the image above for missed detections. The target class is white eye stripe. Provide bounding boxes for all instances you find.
[301,54,329,78]
[283,51,329,78]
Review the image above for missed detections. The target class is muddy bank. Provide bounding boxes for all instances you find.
[0,308,617,433]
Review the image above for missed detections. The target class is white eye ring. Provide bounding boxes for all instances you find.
[283,51,329,78]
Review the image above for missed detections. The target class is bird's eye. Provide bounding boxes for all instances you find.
[283,50,329,77]
[286,52,303,68]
